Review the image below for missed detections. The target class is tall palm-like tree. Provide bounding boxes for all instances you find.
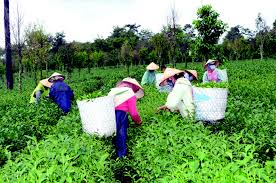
[4,0,13,89]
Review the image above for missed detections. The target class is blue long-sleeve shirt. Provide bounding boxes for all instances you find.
[49,80,74,113]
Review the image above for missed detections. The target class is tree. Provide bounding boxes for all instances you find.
[192,5,227,61]
[225,26,243,42]
[4,0,13,89]
[120,40,132,75]
[182,24,196,66]
[90,51,104,67]
[25,25,51,82]
[166,5,178,67]
[74,51,88,76]
[11,3,25,92]
[273,19,276,30]
[58,43,74,79]
[48,32,66,70]
[150,33,170,66]
[255,13,270,60]
[266,23,276,58]
[50,32,66,53]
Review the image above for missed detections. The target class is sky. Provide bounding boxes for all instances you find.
[0,0,276,47]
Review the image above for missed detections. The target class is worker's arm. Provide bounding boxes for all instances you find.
[127,96,142,125]
[141,71,148,86]
[202,72,209,83]
[35,90,43,103]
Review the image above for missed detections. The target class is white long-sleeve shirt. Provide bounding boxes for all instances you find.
[165,78,194,118]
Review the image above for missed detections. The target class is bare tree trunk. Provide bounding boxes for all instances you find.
[18,48,23,92]
[4,0,13,89]
[184,54,188,68]
[40,61,43,80]
[46,61,48,76]
[34,64,37,87]
[260,43,263,60]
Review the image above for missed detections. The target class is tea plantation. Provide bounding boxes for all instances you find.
[0,60,275,182]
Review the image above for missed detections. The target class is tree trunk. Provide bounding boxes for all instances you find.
[34,65,37,87]
[185,55,188,68]
[18,47,23,93]
[40,62,43,80]
[127,64,130,76]
[46,61,48,77]
[4,0,13,89]
[260,43,263,60]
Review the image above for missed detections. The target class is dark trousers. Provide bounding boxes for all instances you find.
[115,110,129,158]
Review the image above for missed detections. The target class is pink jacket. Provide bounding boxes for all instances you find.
[115,95,141,124]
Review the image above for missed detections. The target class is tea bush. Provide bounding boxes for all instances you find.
[0,60,275,182]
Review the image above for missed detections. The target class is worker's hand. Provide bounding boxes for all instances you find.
[135,120,142,127]
[156,105,168,113]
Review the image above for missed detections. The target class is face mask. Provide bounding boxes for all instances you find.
[184,73,190,79]
[208,64,216,70]
[167,79,174,87]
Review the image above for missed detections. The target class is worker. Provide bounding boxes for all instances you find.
[141,62,159,85]
[158,68,198,118]
[108,77,143,158]
[48,72,74,113]
[30,78,52,104]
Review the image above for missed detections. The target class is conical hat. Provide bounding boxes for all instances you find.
[40,79,53,88]
[122,77,144,98]
[204,59,219,69]
[185,70,198,80]
[159,68,184,86]
[146,62,159,70]
[48,72,65,82]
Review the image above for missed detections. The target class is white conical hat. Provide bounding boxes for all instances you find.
[122,77,144,98]
[48,72,65,82]
[40,79,53,88]
[146,62,159,70]
[159,68,184,86]
[204,59,220,69]
[185,70,198,80]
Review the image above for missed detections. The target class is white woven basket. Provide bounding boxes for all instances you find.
[77,96,116,137]
[193,87,228,121]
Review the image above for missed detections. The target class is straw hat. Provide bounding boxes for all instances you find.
[122,77,144,98]
[48,72,65,82]
[204,59,219,69]
[185,70,198,80]
[40,79,53,88]
[146,62,159,70]
[159,68,184,86]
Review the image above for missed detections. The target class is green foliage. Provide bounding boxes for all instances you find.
[90,50,105,67]
[0,63,5,76]
[192,5,227,60]
[120,40,133,72]
[150,33,170,65]
[195,81,229,88]
[0,98,63,167]
[0,45,275,182]
[24,25,51,70]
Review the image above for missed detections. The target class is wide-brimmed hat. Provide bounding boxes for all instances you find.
[48,72,65,82]
[146,62,159,70]
[204,59,220,69]
[159,68,184,86]
[122,77,144,98]
[185,70,198,80]
[40,79,53,88]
